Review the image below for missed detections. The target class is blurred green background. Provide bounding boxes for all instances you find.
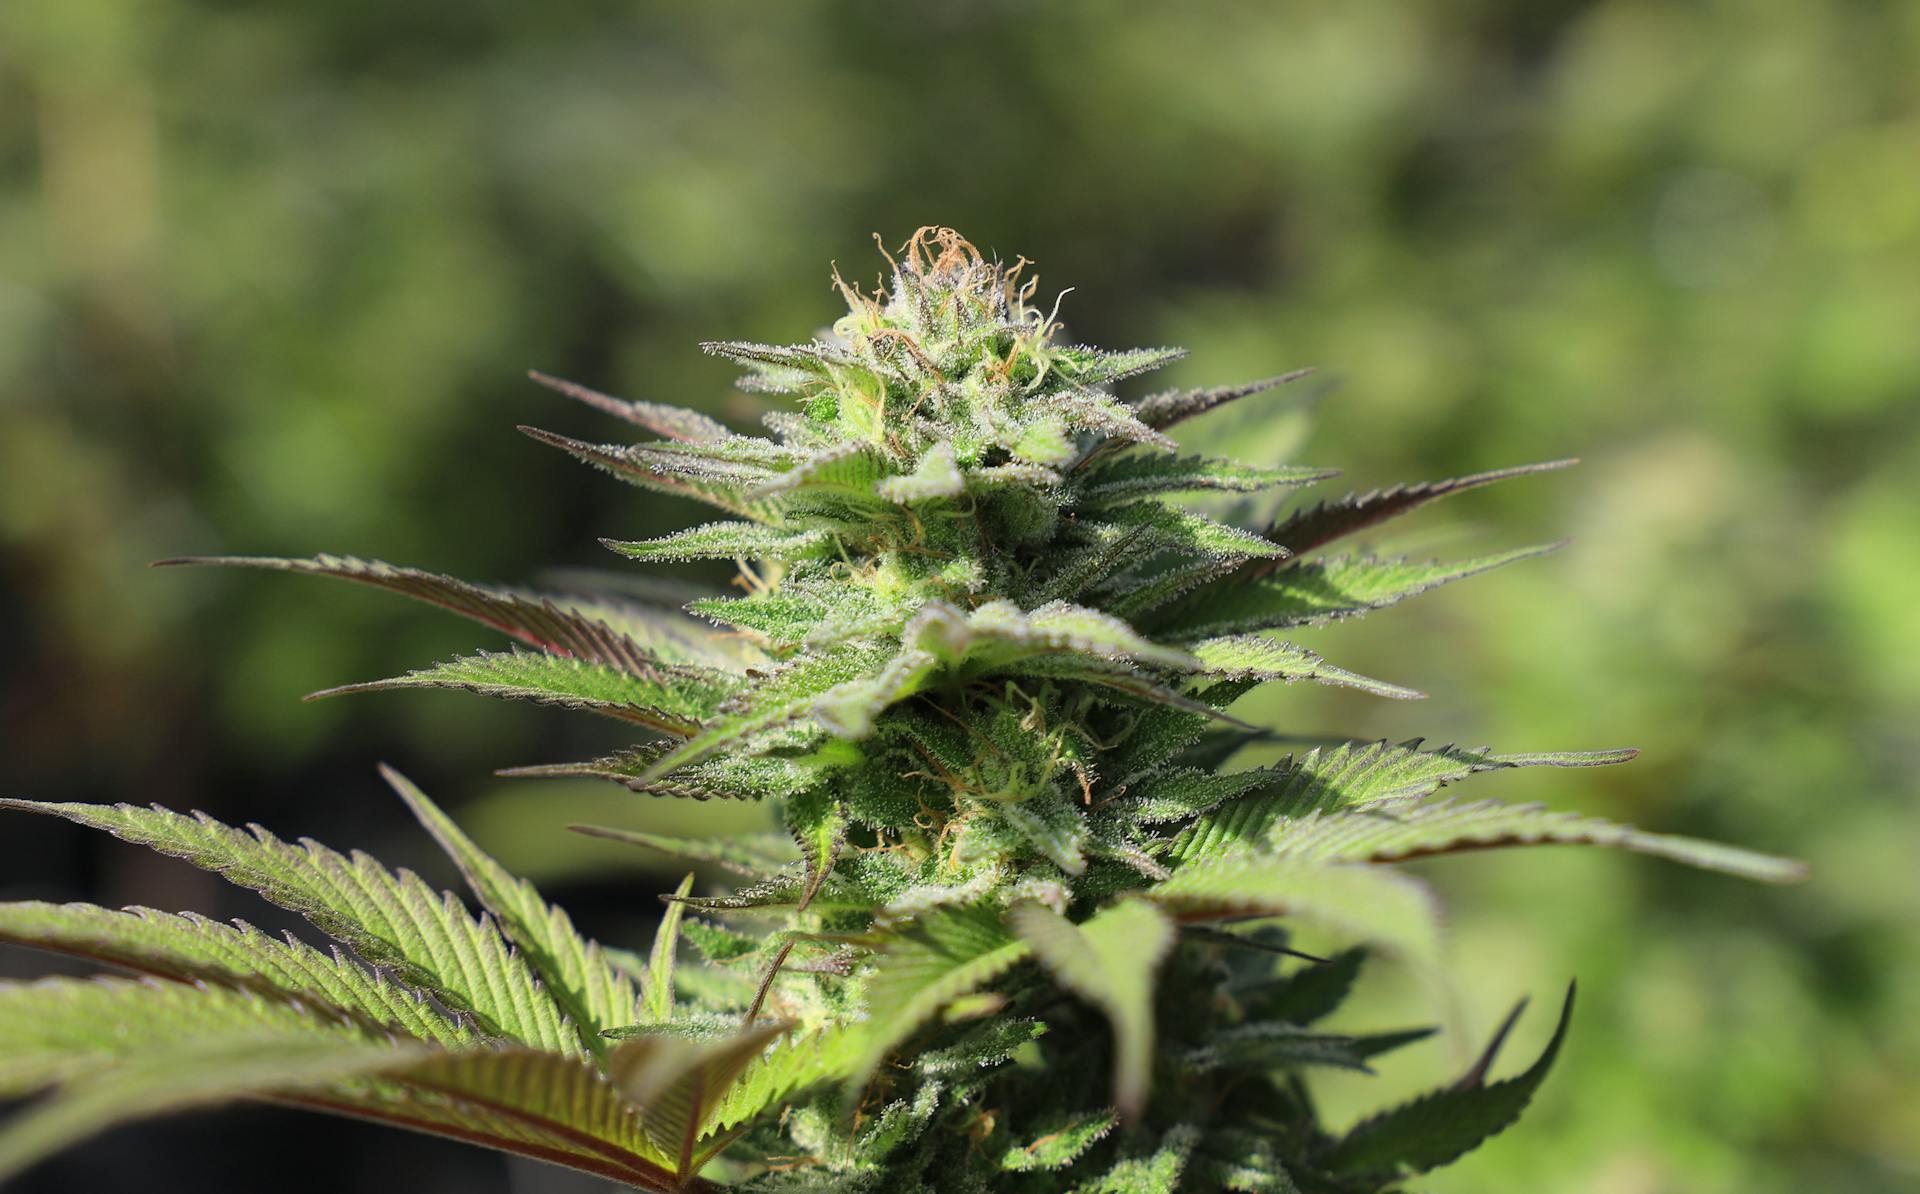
[2,1,1915,1191]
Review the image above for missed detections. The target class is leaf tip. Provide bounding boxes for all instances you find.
[515,423,575,450]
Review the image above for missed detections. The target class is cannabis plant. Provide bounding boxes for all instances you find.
[0,229,1802,1192]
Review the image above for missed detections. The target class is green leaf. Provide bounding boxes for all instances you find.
[999,1109,1118,1172]
[1010,900,1175,1116]
[1130,368,1315,431]
[876,441,966,502]
[606,1021,793,1177]
[912,1015,1049,1079]
[1188,635,1425,700]
[1148,852,1443,973]
[846,1079,943,1167]
[0,1033,430,1183]
[908,599,1200,675]
[847,905,1033,1095]
[519,425,778,518]
[0,974,691,1189]
[1010,417,1075,466]
[156,553,732,670]
[383,768,642,1054]
[603,523,832,564]
[1071,1124,1200,1194]
[1076,455,1335,503]
[1175,1021,1382,1075]
[1097,701,1218,782]
[641,641,893,781]
[693,580,898,648]
[678,920,759,965]
[655,877,860,918]
[1010,602,1200,670]
[1105,767,1280,824]
[1192,1128,1302,1192]
[312,650,724,734]
[0,800,579,1053]
[388,1045,683,1186]
[705,1024,864,1135]
[784,787,848,911]
[0,975,388,1098]
[567,826,799,877]
[1104,558,1242,622]
[750,442,892,502]
[643,875,696,1023]
[1326,986,1576,1177]
[998,797,1091,875]
[1057,344,1189,387]
[1048,389,1179,451]
[1265,459,1577,561]
[0,902,474,1048]
[1251,948,1367,1026]
[1166,739,1638,863]
[582,426,800,467]
[527,369,732,443]
[1037,520,1156,602]
[1269,798,1807,882]
[518,743,839,802]
[1158,544,1562,638]
[701,338,856,379]
[1104,504,1291,561]
[968,460,1067,489]
[501,745,670,787]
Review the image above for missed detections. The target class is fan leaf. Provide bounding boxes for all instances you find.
[1010,899,1175,1117]
[0,1033,431,1183]
[1148,852,1443,974]
[1326,986,1576,1177]
[846,905,1033,1095]
[1166,739,1638,864]
[312,649,725,734]
[383,768,643,1055]
[156,554,731,670]
[0,901,474,1048]
[0,800,579,1054]
[0,976,392,1098]
[1269,797,1807,882]
[527,369,732,443]
[604,523,832,564]
[1157,544,1562,638]
[605,1021,794,1176]
[1076,456,1335,503]
[1130,369,1316,432]
[1188,635,1425,701]
[1265,459,1576,562]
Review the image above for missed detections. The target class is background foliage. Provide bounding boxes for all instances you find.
[1,2,1914,1191]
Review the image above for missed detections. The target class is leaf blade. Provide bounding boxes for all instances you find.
[1148,853,1444,974]
[155,554,730,670]
[1265,459,1577,561]
[1270,798,1807,883]
[0,800,579,1054]
[382,768,642,1056]
[1326,985,1577,1177]
[313,650,724,734]
[0,901,474,1048]
[1010,900,1175,1117]
[846,905,1033,1096]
